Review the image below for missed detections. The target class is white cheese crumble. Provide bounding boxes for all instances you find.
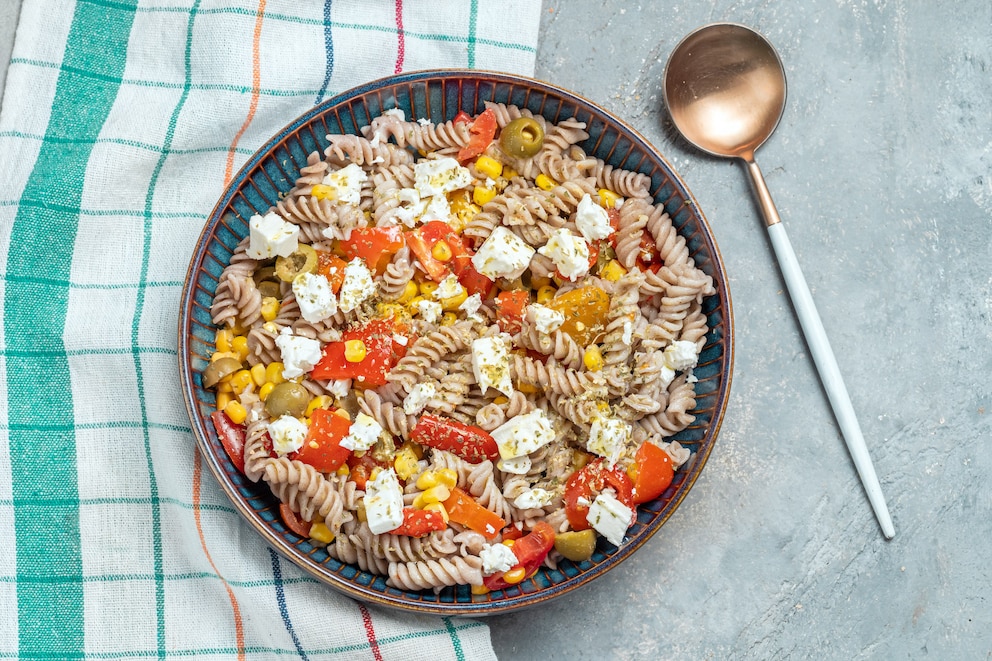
[587,415,632,468]
[471,334,513,397]
[621,320,633,345]
[586,489,634,547]
[525,303,565,334]
[339,412,384,451]
[416,299,442,324]
[364,468,405,535]
[274,327,323,379]
[403,381,437,415]
[575,193,614,241]
[320,163,367,205]
[512,488,554,510]
[414,157,472,197]
[268,415,308,455]
[433,274,466,301]
[664,340,698,371]
[496,455,532,475]
[420,194,452,223]
[338,257,377,313]
[538,228,590,281]
[292,272,337,323]
[246,211,298,259]
[459,293,483,320]
[480,543,518,575]
[471,226,535,280]
[491,409,555,459]
[329,379,351,398]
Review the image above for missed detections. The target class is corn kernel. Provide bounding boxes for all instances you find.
[471,584,490,595]
[600,259,627,282]
[398,280,419,304]
[394,448,421,481]
[431,239,453,262]
[229,369,254,394]
[416,470,440,491]
[377,302,406,319]
[258,382,275,401]
[356,502,367,523]
[583,345,604,371]
[231,335,249,361]
[572,450,591,470]
[412,492,428,510]
[626,462,641,484]
[407,441,425,460]
[473,185,497,206]
[503,566,527,584]
[210,351,240,363]
[309,522,335,544]
[215,391,232,411]
[529,275,552,290]
[424,502,450,523]
[260,296,281,322]
[440,312,459,327]
[475,155,503,179]
[597,188,620,209]
[435,468,458,489]
[305,395,334,417]
[535,174,556,191]
[407,296,426,315]
[310,184,336,201]
[536,285,557,304]
[332,408,351,421]
[265,363,286,385]
[249,364,267,387]
[344,339,367,363]
[501,539,516,548]
[336,464,350,476]
[419,281,439,297]
[216,379,234,393]
[516,381,540,394]
[369,467,382,482]
[440,290,468,311]
[502,166,518,180]
[493,395,509,405]
[224,400,248,425]
[215,329,234,353]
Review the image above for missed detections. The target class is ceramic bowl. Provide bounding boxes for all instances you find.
[178,70,733,615]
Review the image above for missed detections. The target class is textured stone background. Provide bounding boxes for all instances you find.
[3,1,989,658]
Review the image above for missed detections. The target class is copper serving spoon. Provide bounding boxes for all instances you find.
[664,23,895,539]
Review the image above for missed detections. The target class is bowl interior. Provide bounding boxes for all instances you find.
[178,70,733,615]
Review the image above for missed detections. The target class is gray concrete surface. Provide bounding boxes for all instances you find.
[2,1,989,659]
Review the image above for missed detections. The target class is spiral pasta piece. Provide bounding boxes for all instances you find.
[387,555,484,591]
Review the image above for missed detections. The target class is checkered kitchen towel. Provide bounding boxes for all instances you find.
[0,1,540,658]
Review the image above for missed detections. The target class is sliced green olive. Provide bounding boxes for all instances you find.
[253,265,277,286]
[256,279,282,299]
[202,356,242,389]
[500,117,545,159]
[275,244,318,282]
[553,529,597,562]
[264,382,311,418]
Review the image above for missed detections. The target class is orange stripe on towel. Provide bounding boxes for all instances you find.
[224,0,268,185]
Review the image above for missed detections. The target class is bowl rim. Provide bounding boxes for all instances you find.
[178,68,734,616]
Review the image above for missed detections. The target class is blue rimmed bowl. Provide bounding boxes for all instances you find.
[178,70,733,616]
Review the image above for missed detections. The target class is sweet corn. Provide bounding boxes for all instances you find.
[406,441,425,460]
[231,335,249,362]
[572,449,591,470]
[224,400,248,425]
[440,290,469,311]
[431,239,453,262]
[215,328,234,353]
[440,312,459,327]
[369,467,382,481]
[471,584,490,595]
[210,351,240,363]
[216,379,234,393]
[424,502,450,523]
[536,285,557,304]
[229,369,254,394]
[344,339,367,362]
[529,274,552,290]
[305,395,334,417]
[413,485,451,509]
[493,395,509,405]
[310,184,336,201]
[419,281,439,297]
[503,566,527,584]
[407,296,426,315]
[265,363,286,385]
[258,382,275,401]
[597,188,620,209]
[501,539,516,548]
[215,391,232,411]
[435,468,458,489]
[250,364,267,387]
[394,447,421,481]
[503,166,518,180]
[336,464,351,477]
[416,470,441,491]
[475,155,503,179]
[309,521,335,544]
[377,302,407,320]
[583,345,604,371]
[260,296,281,322]
[332,408,351,421]
[473,185,497,206]
[600,259,627,282]
[397,280,419,304]
[626,462,640,484]
[516,381,541,394]
[535,173,556,191]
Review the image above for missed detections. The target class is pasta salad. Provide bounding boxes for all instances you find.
[203,103,715,593]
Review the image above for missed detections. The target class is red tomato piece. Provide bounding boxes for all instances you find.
[630,442,675,504]
[311,318,408,387]
[346,452,389,490]
[316,250,347,293]
[453,110,473,125]
[443,487,507,540]
[412,220,494,296]
[457,108,497,162]
[499,523,525,541]
[483,521,555,590]
[406,226,452,282]
[280,503,312,537]
[457,263,495,298]
[290,408,352,473]
[411,414,500,463]
[495,290,529,334]
[338,226,405,274]
[563,459,635,531]
[389,508,448,537]
[210,410,246,474]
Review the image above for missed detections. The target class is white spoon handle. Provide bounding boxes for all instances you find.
[765,221,895,539]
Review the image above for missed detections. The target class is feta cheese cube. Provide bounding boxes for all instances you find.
[268,415,308,455]
[274,327,323,379]
[586,490,634,547]
[471,226,535,280]
[512,488,554,510]
[420,194,452,223]
[575,193,614,241]
[292,272,337,323]
[246,211,299,259]
[433,274,465,301]
[329,379,351,398]
[471,334,513,397]
[496,455,532,475]
[480,543,518,575]
[339,412,384,451]
[491,409,555,459]
[459,293,483,320]
[320,163,367,205]
[538,228,590,281]
[364,468,405,534]
[664,339,698,371]
[416,299,442,323]
[414,157,472,197]
[403,381,437,415]
[525,303,565,334]
[338,258,377,313]
[587,415,632,468]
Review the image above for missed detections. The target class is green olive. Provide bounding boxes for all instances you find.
[499,117,545,159]
[256,279,281,299]
[275,244,318,282]
[202,356,242,389]
[553,529,597,562]
[253,265,277,286]
[264,382,311,418]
